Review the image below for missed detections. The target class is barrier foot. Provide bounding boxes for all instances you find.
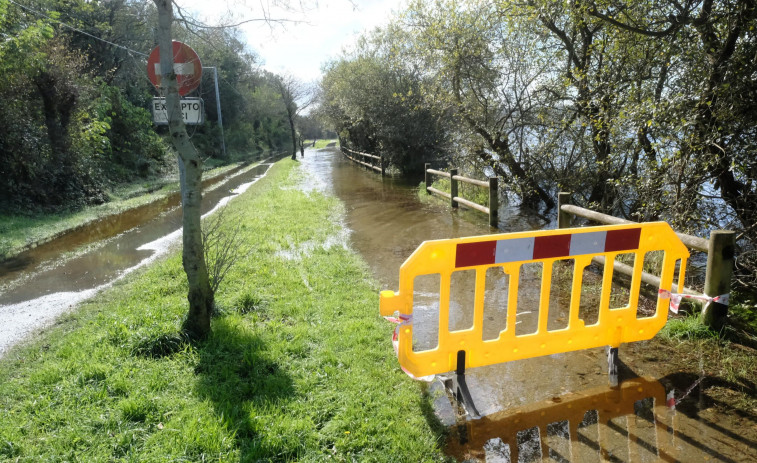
[443,351,481,419]
[607,346,619,387]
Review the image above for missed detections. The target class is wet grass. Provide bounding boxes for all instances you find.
[660,313,722,341]
[0,159,448,461]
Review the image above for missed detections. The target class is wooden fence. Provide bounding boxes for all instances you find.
[341,147,385,176]
[558,192,735,329]
[424,163,499,227]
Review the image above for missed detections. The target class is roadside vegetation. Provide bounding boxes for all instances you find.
[0,0,330,222]
[317,0,757,323]
[0,160,447,461]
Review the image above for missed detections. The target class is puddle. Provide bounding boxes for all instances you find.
[0,158,280,356]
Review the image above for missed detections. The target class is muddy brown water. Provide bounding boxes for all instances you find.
[303,148,757,463]
[0,160,276,354]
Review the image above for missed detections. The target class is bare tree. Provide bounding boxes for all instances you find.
[154,0,213,339]
[274,74,314,160]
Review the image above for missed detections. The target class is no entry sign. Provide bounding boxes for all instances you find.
[147,41,202,96]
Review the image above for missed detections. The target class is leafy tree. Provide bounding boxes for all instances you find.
[318,27,451,175]
[404,0,556,208]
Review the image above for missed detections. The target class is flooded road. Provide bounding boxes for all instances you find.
[0,160,276,355]
[303,149,757,463]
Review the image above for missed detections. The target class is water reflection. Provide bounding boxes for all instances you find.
[446,375,756,462]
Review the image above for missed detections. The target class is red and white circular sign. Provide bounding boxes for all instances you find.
[147,41,202,96]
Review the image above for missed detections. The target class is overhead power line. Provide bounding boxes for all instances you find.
[6,0,149,58]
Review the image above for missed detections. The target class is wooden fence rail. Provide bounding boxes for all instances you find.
[558,192,735,329]
[425,163,498,227]
[341,147,385,176]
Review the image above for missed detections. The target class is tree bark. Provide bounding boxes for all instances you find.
[287,109,297,160]
[154,0,213,339]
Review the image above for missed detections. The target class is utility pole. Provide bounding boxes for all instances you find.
[204,66,227,158]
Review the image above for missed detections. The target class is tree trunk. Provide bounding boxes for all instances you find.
[288,111,297,160]
[154,0,213,339]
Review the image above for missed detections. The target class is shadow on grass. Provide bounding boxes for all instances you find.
[193,316,295,461]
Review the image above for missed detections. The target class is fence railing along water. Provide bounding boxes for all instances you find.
[558,192,735,329]
[341,147,385,176]
[424,163,499,227]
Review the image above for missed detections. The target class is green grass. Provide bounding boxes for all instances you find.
[660,313,721,341]
[306,139,339,149]
[0,160,448,462]
[0,160,258,261]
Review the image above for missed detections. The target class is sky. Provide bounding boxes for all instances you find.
[180,0,407,82]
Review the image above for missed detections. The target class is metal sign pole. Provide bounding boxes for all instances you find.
[204,66,227,158]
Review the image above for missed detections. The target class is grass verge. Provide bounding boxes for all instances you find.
[0,159,448,462]
[305,139,339,149]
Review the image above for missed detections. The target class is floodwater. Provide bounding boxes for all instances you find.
[302,149,757,463]
[0,159,277,355]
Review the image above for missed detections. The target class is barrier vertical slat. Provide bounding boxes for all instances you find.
[569,259,588,329]
[627,414,640,462]
[629,251,644,314]
[473,268,486,339]
[506,265,520,339]
[598,415,609,461]
[538,261,554,335]
[438,272,452,352]
[599,256,615,328]
[569,420,581,461]
[539,425,549,460]
[511,437,520,463]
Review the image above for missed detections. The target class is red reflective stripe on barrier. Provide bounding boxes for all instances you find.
[455,241,496,267]
[455,227,642,268]
[605,228,641,252]
[533,234,572,259]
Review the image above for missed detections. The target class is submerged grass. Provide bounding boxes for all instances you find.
[0,159,447,462]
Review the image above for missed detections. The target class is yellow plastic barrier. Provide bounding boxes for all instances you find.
[380,222,689,378]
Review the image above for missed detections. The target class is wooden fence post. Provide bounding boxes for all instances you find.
[450,168,458,208]
[425,163,431,194]
[489,177,498,227]
[558,192,572,229]
[703,230,736,330]
[381,155,385,177]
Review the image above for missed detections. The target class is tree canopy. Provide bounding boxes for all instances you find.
[0,0,313,212]
[317,0,757,291]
